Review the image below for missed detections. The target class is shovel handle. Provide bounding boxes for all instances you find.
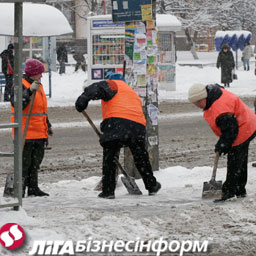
[22,91,36,150]
[211,152,220,181]
[82,110,102,137]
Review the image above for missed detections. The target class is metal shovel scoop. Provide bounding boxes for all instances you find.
[202,152,222,199]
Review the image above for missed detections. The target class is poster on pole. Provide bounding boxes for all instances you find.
[111,0,152,22]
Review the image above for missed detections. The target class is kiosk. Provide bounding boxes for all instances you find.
[86,14,181,91]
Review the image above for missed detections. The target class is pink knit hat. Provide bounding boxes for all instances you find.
[25,59,45,76]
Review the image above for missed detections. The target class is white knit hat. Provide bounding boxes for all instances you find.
[188,83,207,103]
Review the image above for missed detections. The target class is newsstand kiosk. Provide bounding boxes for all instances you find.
[86,15,125,85]
[86,14,181,90]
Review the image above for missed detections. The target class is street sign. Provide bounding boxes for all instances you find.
[112,0,153,22]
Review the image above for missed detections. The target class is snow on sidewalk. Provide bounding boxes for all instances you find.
[1,164,256,255]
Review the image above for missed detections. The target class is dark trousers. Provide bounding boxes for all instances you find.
[222,141,250,196]
[102,138,157,195]
[23,140,45,189]
[59,60,66,74]
[4,74,13,101]
[75,62,86,72]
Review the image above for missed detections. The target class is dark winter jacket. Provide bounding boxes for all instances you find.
[216,48,235,84]
[204,84,256,153]
[0,49,14,75]
[75,81,146,145]
[57,45,68,63]
[72,53,86,64]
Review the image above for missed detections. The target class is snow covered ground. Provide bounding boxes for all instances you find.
[0,51,256,255]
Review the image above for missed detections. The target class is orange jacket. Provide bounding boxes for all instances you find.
[11,78,48,139]
[204,88,256,146]
[101,80,146,126]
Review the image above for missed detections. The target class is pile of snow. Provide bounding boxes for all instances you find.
[1,165,256,255]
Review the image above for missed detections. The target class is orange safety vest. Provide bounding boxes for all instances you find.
[204,88,256,146]
[11,78,48,139]
[101,80,146,126]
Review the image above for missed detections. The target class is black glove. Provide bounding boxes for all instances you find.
[75,94,89,112]
[215,140,229,156]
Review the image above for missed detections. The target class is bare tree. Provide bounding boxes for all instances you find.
[157,0,216,59]
[46,0,107,21]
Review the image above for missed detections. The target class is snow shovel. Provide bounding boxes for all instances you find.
[202,152,222,199]
[3,91,36,197]
[81,110,142,195]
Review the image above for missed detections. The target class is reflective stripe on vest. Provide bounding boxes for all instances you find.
[101,80,146,126]
[204,88,256,146]
[11,113,47,116]
[10,78,48,139]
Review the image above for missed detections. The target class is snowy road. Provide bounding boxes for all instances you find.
[1,99,256,185]
[1,98,256,256]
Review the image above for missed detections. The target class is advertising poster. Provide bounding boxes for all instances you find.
[141,4,152,21]
[125,24,136,61]
[111,0,152,22]
[158,65,175,83]
[92,69,103,80]
[104,68,115,79]
[116,67,124,74]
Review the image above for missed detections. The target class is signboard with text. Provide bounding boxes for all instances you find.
[111,0,152,22]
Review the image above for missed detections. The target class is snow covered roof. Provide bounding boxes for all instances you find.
[0,3,73,36]
[88,14,182,32]
[156,14,182,32]
[215,30,252,51]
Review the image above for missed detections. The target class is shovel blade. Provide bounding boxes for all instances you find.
[3,174,14,197]
[202,180,222,199]
[121,176,142,195]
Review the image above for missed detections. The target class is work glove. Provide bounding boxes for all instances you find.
[215,140,229,156]
[48,127,53,136]
[30,81,41,92]
[75,94,89,112]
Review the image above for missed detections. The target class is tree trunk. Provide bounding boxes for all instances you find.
[185,28,199,60]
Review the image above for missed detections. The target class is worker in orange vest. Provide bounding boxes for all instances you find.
[75,73,161,199]
[10,59,53,197]
[188,83,256,202]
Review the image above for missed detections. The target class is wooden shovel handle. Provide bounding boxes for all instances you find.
[81,110,102,137]
[22,91,36,150]
[211,152,220,181]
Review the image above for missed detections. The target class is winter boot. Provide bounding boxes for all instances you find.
[148,182,161,195]
[213,192,235,203]
[27,170,49,197]
[28,187,49,197]
[98,192,115,199]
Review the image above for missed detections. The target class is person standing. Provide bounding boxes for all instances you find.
[242,42,254,71]
[56,43,68,75]
[10,59,53,197]
[0,43,14,101]
[188,83,256,202]
[75,73,161,199]
[71,50,86,72]
[216,44,235,87]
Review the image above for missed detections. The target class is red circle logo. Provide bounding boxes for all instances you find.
[0,223,25,250]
